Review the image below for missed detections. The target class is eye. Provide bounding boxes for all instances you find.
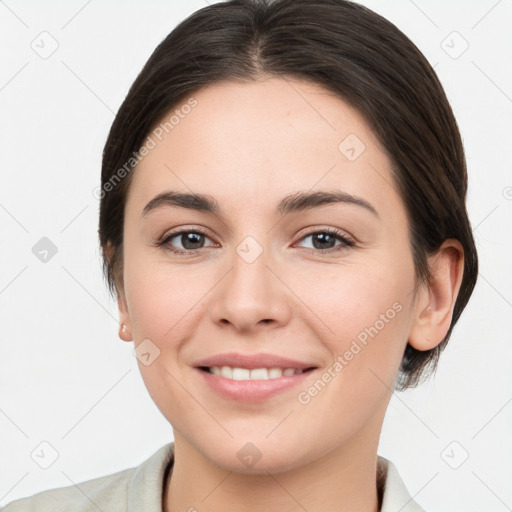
[156,227,355,256]
[157,228,217,255]
[295,228,355,253]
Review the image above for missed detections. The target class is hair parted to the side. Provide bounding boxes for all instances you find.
[98,0,478,390]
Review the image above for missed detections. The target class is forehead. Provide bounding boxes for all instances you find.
[127,77,398,216]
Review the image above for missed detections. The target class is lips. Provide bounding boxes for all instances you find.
[193,352,318,371]
[193,352,319,402]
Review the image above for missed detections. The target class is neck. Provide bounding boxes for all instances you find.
[164,429,382,512]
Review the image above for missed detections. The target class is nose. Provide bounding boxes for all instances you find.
[209,245,292,333]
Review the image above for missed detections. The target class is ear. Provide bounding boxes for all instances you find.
[408,239,465,351]
[104,241,132,343]
[117,290,133,342]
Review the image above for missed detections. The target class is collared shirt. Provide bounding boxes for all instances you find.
[2,443,425,511]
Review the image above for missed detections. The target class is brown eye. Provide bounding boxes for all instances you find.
[296,229,354,253]
[158,229,216,255]
[168,232,205,250]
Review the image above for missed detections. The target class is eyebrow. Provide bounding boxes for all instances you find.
[141,189,379,219]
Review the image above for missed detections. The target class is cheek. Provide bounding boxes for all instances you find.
[289,258,414,390]
[125,244,414,367]
[292,260,411,337]
[289,273,412,440]
[123,261,208,415]
[124,249,210,342]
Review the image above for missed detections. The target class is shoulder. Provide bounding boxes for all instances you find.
[1,467,134,512]
[378,455,427,512]
[1,443,175,512]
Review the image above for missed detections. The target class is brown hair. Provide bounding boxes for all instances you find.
[98,0,478,390]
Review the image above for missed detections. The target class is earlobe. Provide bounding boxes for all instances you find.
[408,239,465,351]
[117,291,133,342]
[104,241,132,342]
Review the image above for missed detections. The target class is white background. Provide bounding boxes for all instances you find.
[1,1,511,510]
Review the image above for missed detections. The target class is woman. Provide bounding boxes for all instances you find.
[3,0,477,510]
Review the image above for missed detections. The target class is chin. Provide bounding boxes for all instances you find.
[190,433,325,476]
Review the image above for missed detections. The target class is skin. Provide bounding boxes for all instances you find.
[110,77,464,512]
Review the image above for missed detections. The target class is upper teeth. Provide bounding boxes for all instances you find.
[208,366,304,380]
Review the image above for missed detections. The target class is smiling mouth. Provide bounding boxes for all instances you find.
[198,366,317,380]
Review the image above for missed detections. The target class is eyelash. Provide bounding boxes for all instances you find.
[156,227,355,256]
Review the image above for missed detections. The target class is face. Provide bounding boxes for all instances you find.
[118,77,422,473]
